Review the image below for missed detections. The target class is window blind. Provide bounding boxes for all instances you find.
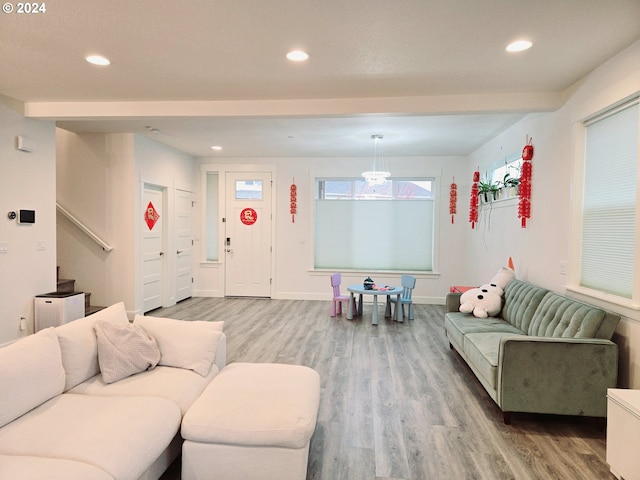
[315,199,434,271]
[580,100,638,298]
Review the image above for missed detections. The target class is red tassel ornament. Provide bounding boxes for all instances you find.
[449,178,457,224]
[290,180,297,223]
[469,170,479,229]
[518,139,533,228]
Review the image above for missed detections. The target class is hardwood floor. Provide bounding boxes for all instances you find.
[154,297,615,480]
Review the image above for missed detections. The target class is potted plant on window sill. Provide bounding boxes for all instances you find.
[478,178,500,203]
[501,172,520,199]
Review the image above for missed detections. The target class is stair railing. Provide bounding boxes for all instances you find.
[56,203,114,252]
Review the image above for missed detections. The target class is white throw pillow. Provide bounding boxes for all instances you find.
[56,302,130,390]
[134,315,222,377]
[94,320,161,384]
[0,328,66,428]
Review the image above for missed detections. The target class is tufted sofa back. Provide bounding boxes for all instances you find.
[527,292,618,339]
[500,280,548,333]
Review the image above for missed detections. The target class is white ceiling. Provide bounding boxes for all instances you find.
[1,0,639,157]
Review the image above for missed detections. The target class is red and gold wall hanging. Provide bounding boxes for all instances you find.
[290,179,297,223]
[145,202,160,230]
[449,177,457,224]
[518,138,533,228]
[469,170,479,229]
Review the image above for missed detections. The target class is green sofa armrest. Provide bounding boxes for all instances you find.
[445,293,462,313]
[497,336,618,418]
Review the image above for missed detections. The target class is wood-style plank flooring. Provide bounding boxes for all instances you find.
[155,297,615,480]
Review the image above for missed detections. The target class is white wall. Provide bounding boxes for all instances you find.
[57,131,195,317]
[467,39,640,388]
[193,154,469,304]
[56,130,137,314]
[0,97,57,345]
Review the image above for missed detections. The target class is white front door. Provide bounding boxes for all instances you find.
[175,189,193,303]
[225,172,272,297]
[142,184,165,312]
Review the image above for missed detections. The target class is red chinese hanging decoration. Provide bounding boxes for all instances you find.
[290,179,297,223]
[449,177,457,224]
[469,170,480,229]
[145,202,160,230]
[518,138,533,228]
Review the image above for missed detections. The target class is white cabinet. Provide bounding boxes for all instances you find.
[607,388,640,480]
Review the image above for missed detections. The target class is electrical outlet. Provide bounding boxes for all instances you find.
[20,317,27,331]
[559,261,568,276]
[37,240,45,251]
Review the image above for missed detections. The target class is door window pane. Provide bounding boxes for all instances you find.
[235,180,263,200]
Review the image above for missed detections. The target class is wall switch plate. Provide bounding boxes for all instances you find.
[559,261,568,275]
[0,242,8,254]
[37,241,45,251]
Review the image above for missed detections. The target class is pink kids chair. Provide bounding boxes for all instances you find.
[330,273,351,317]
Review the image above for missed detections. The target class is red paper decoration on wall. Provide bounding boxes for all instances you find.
[290,180,297,223]
[145,202,160,230]
[469,170,479,229]
[449,177,457,224]
[518,138,533,228]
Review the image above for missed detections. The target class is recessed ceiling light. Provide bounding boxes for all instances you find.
[211,146,223,151]
[286,50,309,61]
[86,55,111,66]
[506,40,533,53]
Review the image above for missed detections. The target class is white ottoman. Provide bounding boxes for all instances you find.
[181,362,320,480]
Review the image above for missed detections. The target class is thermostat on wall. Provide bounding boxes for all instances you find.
[16,135,37,153]
[18,210,35,224]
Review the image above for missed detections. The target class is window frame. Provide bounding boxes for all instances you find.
[312,176,440,274]
[568,95,640,312]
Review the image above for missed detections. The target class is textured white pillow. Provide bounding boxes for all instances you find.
[94,320,161,384]
[56,302,130,390]
[134,315,222,377]
[0,328,66,428]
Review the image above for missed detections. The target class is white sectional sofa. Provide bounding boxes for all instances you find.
[0,302,226,480]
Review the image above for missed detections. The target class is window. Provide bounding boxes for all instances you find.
[579,98,639,300]
[315,178,435,271]
[205,173,219,261]
[235,180,263,200]
[490,156,522,189]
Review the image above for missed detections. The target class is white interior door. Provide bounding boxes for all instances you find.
[175,189,193,302]
[142,184,165,312]
[225,172,272,297]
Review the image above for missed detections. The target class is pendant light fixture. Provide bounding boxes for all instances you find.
[362,134,390,185]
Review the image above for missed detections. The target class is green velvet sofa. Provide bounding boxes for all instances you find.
[445,279,620,423]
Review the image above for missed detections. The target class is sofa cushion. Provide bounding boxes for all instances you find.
[0,454,114,480]
[68,364,219,416]
[0,393,181,480]
[182,363,320,449]
[0,328,65,428]
[94,320,161,384]
[134,315,222,377]
[528,292,607,338]
[463,332,526,390]
[500,280,548,332]
[445,312,524,348]
[56,302,130,391]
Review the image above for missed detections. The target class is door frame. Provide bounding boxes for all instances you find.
[197,164,277,298]
[175,187,194,302]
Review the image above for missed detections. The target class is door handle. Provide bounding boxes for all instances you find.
[159,251,164,256]
[177,250,183,254]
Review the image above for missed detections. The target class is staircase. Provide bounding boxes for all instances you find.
[56,267,105,316]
